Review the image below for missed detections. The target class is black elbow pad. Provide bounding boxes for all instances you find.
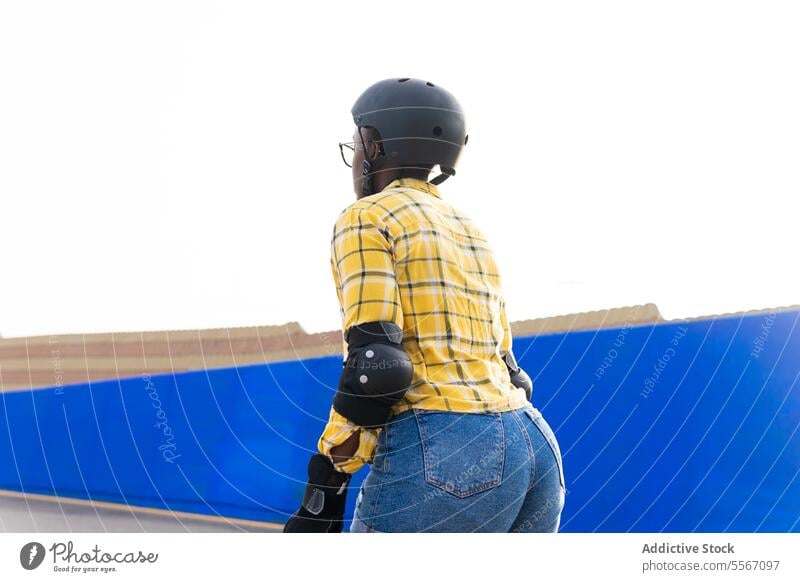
[504,351,533,401]
[333,322,414,428]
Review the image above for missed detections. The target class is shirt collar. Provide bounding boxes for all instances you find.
[383,177,441,198]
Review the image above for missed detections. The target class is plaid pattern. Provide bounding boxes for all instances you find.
[318,178,528,473]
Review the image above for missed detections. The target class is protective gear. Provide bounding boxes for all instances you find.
[283,454,351,533]
[333,321,414,428]
[503,351,533,401]
[351,78,468,187]
[360,158,373,198]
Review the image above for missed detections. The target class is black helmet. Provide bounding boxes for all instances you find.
[351,78,468,185]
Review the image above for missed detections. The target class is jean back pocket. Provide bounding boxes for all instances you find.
[414,410,504,498]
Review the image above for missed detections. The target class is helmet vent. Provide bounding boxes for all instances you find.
[464,134,469,145]
[426,82,435,87]
[398,78,410,82]
[432,126,443,137]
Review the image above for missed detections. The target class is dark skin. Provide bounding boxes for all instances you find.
[330,431,360,463]
[351,127,430,199]
[331,127,429,463]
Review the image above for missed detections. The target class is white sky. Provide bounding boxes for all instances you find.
[1,1,798,338]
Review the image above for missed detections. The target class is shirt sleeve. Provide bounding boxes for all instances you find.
[316,204,402,473]
[317,408,381,474]
[330,205,404,332]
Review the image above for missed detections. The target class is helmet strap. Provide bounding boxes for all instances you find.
[430,167,455,186]
[361,159,373,196]
[357,126,376,196]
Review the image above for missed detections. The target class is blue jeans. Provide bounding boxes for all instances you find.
[351,404,565,532]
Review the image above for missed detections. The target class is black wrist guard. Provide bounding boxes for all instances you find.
[333,321,413,428]
[283,454,351,533]
[503,351,533,401]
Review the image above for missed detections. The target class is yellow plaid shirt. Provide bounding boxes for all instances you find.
[318,177,528,473]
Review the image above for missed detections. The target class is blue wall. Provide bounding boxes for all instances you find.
[1,310,798,531]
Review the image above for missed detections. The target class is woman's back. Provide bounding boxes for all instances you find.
[346,177,528,415]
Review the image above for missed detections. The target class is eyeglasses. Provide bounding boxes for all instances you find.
[338,141,356,168]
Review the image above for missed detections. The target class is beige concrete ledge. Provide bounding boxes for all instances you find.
[2,303,796,393]
[0,489,281,533]
[510,303,663,337]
